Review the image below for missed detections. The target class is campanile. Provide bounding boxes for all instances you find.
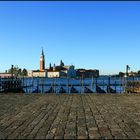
[40,49,45,71]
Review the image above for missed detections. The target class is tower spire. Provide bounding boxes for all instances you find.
[41,47,44,56]
[40,47,45,71]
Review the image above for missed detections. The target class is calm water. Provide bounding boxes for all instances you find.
[21,76,140,94]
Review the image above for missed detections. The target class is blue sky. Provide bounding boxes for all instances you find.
[0,1,140,75]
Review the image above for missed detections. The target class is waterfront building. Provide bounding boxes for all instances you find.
[47,60,76,78]
[27,49,76,78]
[0,73,15,78]
[47,70,66,78]
[76,69,99,78]
[128,71,137,77]
[27,49,99,78]
[28,49,47,77]
[28,70,47,77]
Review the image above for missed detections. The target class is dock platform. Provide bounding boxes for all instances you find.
[0,93,140,139]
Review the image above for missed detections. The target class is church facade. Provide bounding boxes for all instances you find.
[47,60,76,78]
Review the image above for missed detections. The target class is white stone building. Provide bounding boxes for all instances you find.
[47,70,66,78]
[28,70,47,77]
[47,60,76,78]
[0,73,15,78]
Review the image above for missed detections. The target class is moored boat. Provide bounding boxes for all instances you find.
[96,85,106,93]
[45,86,55,93]
[84,86,93,93]
[59,86,66,93]
[107,85,116,93]
[70,86,79,93]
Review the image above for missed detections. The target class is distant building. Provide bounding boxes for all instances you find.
[47,70,66,78]
[76,69,99,78]
[128,71,137,77]
[0,73,15,78]
[27,49,98,78]
[28,49,47,77]
[47,60,76,78]
[63,65,76,78]
[28,70,47,77]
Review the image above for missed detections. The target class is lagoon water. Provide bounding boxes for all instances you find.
[22,76,140,94]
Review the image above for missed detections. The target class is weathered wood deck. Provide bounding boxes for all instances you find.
[0,93,140,139]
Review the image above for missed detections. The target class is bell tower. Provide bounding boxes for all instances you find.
[40,48,45,71]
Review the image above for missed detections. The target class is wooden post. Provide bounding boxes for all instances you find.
[103,79,104,92]
[115,80,116,93]
[37,76,39,93]
[0,76,1,92]
[133,76,134,93]
[25,76,28,93]
[32,77,34,93]
[95,77,97,93]
[91,75,94,93]
[41,77,44,93]
[125,65,130,93]
[108,76,110,94]
[22,76,24,92]
[81,74,83,94]
[11,65,14,89]
[82,74,84,93]
[67,76,69,93]
[52,77,54,93]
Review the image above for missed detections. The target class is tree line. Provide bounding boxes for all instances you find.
[5,66,27,77]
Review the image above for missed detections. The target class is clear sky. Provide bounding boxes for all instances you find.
[0,1,140,75]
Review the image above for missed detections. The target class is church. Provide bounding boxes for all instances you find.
[28,49,76,78]
[47,60,76,78]
[28,49,47,77]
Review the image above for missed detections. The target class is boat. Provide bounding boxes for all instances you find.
[32,86,41,93]
[0,78,25,93]
[0,87,25,93]
[45,86,55,93]
[59,86,66,93]
[106,85,116,93]
[84,86,93,93]
[70,86,79,93]
[96,85,106,93]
